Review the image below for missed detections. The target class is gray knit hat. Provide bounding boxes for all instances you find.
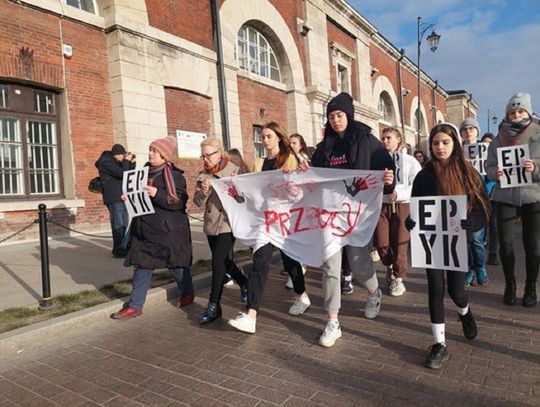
[459,117,481,134]
[505,92,532,116]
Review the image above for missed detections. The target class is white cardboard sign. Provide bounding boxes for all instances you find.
[497,145,532,188]
[410,195,468,272]
[392,149,405,185]
[464,142,489,175]
[122,167,154,222]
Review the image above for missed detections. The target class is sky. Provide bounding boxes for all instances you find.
[348,0,540,132]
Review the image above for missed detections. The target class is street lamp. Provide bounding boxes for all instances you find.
[487,109,498,133]
[417,16,441,148]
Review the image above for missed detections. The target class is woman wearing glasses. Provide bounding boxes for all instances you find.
[194,138,249,325]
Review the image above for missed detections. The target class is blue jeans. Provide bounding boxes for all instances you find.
[468,227,486,272]
[107,201,130,255]
[129,267,194,310]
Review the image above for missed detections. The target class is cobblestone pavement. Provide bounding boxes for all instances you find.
[0,259,538,406]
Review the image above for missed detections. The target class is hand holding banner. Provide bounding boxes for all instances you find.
[410,195,468,272]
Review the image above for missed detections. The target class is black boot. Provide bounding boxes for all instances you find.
[425,343,449,369]
[458,309,477,340]
[199,302,222,325]
[522,283,537,307]
[503,278,516,305]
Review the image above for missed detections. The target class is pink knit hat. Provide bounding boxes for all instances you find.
[150,136,176,162]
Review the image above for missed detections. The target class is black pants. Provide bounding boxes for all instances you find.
[341,249,352,278]
[496,202,540,286]
[487,200,499,256]
[426,269,468,324]
[248,243,306,311]
[207,233,247,304]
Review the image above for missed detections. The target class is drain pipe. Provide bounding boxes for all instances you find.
[397,48,406,136]
[211,0,230,150]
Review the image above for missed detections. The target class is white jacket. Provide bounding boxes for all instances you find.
[383,152,422,203]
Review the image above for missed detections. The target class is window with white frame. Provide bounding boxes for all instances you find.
[378,92,394,123]
[237,26,281,82]
[253,125,266,159]
[65,0,96,14]
[0,83,61,198]
[337,64,350,94]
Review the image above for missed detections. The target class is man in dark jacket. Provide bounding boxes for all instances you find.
[95,143,134,257]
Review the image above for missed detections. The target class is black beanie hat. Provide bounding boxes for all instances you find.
[111,144,127,155]
[326,92,354,119]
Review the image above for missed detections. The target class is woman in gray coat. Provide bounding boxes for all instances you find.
[486,93,540,307]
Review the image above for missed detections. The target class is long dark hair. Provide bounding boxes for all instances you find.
[428,124,490,215]
[262,122,293,169]
[289,133,309,157]
[227,148,250,174]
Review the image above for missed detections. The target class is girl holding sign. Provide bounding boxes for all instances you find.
[374,127,421,296]
[486,92,540,307]
[228,122,311,334]
[113,136,194,319]
[408,123,489,369]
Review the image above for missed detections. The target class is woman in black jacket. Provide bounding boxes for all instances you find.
[408,123,490,369]
[112,136,193,319]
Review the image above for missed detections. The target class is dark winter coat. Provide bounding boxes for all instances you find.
[411,162,487,232]
[95,151,133,205]
[311,120,395,193]
[124,165,192,269]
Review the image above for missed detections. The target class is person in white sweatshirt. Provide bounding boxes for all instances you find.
[374,127,422,296]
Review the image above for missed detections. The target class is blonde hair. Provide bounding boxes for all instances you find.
[381,127,405,149]
[200,137,224,152]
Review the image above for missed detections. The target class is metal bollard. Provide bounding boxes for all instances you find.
[38,204,54,310]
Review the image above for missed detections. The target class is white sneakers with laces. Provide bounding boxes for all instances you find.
[227,313,256,333]
[389,278,406,297]
[365,288,382,319]
[288,294,311,316]
[319,320,342,347]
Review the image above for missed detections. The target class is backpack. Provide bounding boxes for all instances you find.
[88,176,103,194]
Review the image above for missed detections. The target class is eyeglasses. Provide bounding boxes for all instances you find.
[200,151,219,159]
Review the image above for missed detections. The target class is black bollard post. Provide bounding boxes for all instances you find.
[38,204,54,310]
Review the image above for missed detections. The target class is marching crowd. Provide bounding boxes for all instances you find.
[97,91,539,370]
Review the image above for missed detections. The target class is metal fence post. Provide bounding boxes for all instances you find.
[38,204,54,310]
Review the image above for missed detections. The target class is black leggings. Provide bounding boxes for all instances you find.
[496,202,540,285]
[207,233,248,304]
[247,243,306,311]
[426,269,468,324]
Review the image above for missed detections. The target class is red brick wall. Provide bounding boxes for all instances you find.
[326,19,358,99]
[164,88,211,214]
[145,0,214,50]
[237,76,288,168]
[0,0,114,241]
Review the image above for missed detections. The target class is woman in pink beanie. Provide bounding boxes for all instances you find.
[113,135,194,319]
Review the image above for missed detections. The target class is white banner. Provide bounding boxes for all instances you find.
[464,142,489,175]
[213,168,385,267]
[122,167,154,222]
[497,145,532,188]
[392,149,405,185]
[410,196,468,272]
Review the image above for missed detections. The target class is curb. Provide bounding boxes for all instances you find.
[0,252,282,359]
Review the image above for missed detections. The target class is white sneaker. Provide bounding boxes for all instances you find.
[228,313,256,333]
[224,278,234,287]
[285,276,293,289]
[365,288,382,319]
[389,278,406,297]
[319,320,342,347]
[288,295,311,316]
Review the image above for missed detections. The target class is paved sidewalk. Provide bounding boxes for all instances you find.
[0,220,213,310]
[0,256,538,406]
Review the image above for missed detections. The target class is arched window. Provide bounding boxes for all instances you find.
[413,109,427,135]
[378,92,393,123]
[237,25,281,81]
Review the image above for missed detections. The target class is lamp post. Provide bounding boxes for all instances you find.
[416,16,441,148]
[487,109,498,133]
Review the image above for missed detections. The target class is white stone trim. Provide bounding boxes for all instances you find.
[372,75,401,125]
[19,0,105,28]
[410,96,429,136]
[0,199,85,214]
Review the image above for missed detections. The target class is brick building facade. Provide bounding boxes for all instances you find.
[0,0,477,242]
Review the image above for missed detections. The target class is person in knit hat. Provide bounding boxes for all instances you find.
[298,92,395,348]
[486,92,540,308]
[112,135,194,319]
[459,117,489,286]
[459,118,481,145]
